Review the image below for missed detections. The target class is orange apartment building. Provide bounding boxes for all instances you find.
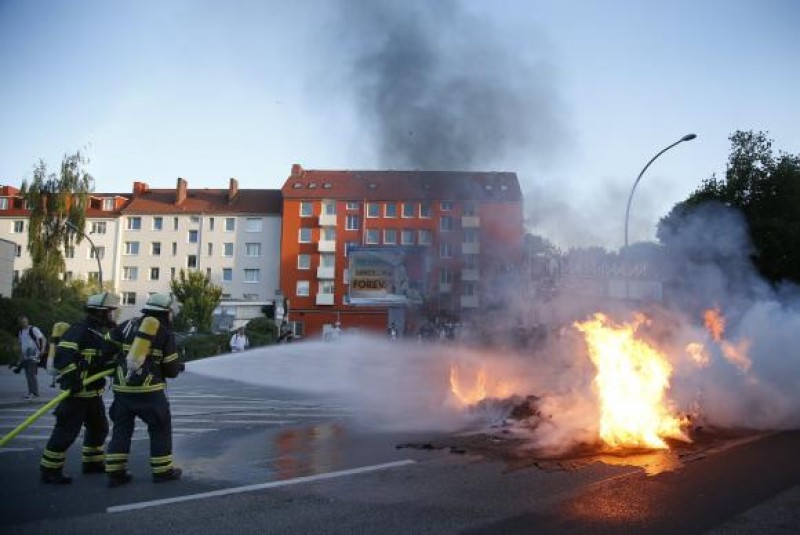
[279,164,524,338]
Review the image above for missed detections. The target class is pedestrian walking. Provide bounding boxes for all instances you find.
[40,293,119,484]
[229,327,249,352]
[14,315,46,400]
[103,293,184,488]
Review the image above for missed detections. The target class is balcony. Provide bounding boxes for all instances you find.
[462,242,480,255]
[318,240,336,253]
[319,213,337,227]
[460,295,479,308]
[317,266,335,279]
[439,282,453,293]
[461,268,479,281]
[315,293,335,305]
[461,216,480,228]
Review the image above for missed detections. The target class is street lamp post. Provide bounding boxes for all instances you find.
[65,221,103,291]
[623,133,696,299]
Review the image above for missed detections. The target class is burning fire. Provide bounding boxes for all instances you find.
[449,364,513,406]
[575,313,689,450]
[702,307,753,372]
[704,308,726,342]
[685,342,710,367]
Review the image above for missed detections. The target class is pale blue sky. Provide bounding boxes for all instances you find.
[1,0,798,247]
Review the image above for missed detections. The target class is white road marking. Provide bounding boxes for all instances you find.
[107,459,416,513]
[0,447,33,453]
[172,419,297,425]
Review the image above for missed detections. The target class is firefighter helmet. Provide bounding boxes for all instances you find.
[142,293,173,313]
[86,292,120,310]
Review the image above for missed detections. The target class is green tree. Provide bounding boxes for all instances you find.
[15,151,94,298]
[658,130,800,284]
[169,269,222,333]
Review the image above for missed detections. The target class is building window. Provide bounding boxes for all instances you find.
[124,241,140,255]
[208,217,215,231]
[190,215,200,224]
[463,282,476,296]
[346,215,360,231]
[346,201,359,210]
[64,271,73,282]
[245,243,261,257]
[15,244,22,257]
[440,268,452,284]
[126,217,141,230]
[187,255,197,269]
[298,254,311,269]
[401,229,415,245]
[343,268,349,284]
[420,202,432,218]
[122,266,138,281]
[173,217,179,230]
[122,292,136,306]
[441,201,452,211]
[153,217,163,231]
[0,198,8,210]
[244,269,261,283]
[300,202,313,217]
[188,230,198,243]
[91,221,107,234]
[225,217,235,231]
[223,243,234,257]
[323,201,336,216]
[440,216,454,231]
[320,254,335,267]
[246,218,263,232]
[243,293,259,301]
[322,227,336,241]
[64,245,75,259]
[440,242,453,258]
[299,228,312,243]
[365,229,380,244]
[172,242,177,256]
[170,267,176,279]
[207,243,213,256]
[150,267,160,280]
[384,203,397,218]
[464,254,477,268]
[402,202,415,218]
[419,229,432,245]
[89,246,105,260]
[366,203,380,218]
[13,220,25,233]
[464,202,477,216]
[88,272,100,282]
[464,229,479,243]
[384,229,397,245]
[319,280,334,294]
[13,270,19,282]
[222,268,232,282]
[296,280,310,296]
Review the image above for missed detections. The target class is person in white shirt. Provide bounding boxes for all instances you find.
[15,315,46,400]
[229,328,249,353]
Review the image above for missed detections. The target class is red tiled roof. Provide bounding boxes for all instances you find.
[280,165,521,202]
[121,189,282,215]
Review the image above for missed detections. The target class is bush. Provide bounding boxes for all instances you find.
[245,317,278,347]
[178,333,230,362]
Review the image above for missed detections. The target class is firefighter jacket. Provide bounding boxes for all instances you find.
[54,317,113,397]
[103,315,181,394]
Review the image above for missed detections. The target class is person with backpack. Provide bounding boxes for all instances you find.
[40,292,119,484]
[102,293,184,487]
[13,315,46,401]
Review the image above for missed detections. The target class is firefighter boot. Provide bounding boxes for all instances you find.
[107,471,133,488]
[41,468,73,485]
[153,467,182,483]
[83,462,105,474]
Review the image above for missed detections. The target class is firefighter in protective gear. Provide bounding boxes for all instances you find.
[103,293,183,487]
[40,292,119,484]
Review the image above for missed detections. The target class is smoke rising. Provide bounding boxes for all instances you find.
[335,0,565,170]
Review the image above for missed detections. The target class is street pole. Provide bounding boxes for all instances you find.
[66,221,103,291]
[623,133,696,299]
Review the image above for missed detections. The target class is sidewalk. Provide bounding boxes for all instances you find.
[0,366,62,408]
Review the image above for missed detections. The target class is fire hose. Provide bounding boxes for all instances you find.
[0,369,114,447]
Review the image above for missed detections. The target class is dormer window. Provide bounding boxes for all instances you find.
[292,183,303,189]
[102,198,115,211]
[0,198,8,210]
[308,183,317,189]
[322,183,332,189]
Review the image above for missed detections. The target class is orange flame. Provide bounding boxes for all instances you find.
[721,340,752,372]
[575,313,689,450]
[685,342,710,367]
[449,364,514,407]
[703,308,726,342]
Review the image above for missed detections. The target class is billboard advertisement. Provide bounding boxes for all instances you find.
[347,245,428,306]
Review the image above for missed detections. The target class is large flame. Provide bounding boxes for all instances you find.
[702,307,753,372]
[449,363,514,406]
[575,313,689,450]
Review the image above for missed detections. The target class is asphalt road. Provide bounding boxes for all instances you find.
[1,370,799,534]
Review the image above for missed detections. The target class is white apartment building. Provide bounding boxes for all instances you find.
[0,180,283,324]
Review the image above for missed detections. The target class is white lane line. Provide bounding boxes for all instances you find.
[172,419,296,425]
[107,459,415,513]
[0,447,33,453]
[171,412,349,418]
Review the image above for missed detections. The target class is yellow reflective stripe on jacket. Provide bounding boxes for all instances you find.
[112,384,166,393]
[57,363,77,375]
[58,341,79,350]
[72,389,104,398]
[162,353,179,363]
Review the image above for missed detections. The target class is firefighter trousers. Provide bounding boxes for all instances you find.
[106,391,175,475]
[40,396,108,472]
